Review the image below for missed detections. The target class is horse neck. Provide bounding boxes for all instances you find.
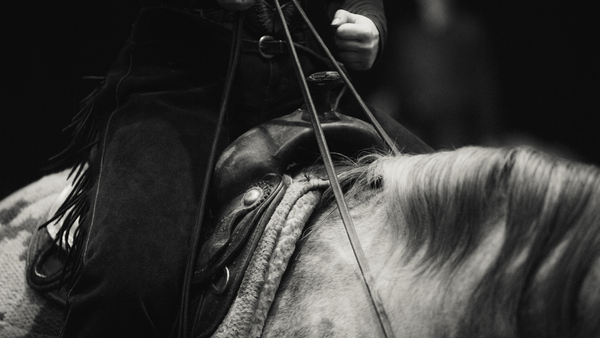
[263,185,508,338]
[381,210,508,337]
[381,147,600,337]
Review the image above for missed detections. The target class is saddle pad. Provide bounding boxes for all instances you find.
[0,170,70,338]
[211,173,329,338]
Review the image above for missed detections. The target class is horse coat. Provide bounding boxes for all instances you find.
[2,145,600,337]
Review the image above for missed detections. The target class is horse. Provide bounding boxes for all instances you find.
[1,145,600,337]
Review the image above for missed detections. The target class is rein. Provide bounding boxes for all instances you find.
[179,12,246,338]
[273,1,396,337]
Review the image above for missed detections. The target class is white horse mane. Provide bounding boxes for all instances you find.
[333,146,600,337]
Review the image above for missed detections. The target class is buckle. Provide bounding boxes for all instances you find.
[258,35,275,59]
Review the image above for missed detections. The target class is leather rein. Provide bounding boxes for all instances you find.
[275,1,396,337]
[180,3,397,337]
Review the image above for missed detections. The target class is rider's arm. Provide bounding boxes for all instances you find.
[335,0,387,55]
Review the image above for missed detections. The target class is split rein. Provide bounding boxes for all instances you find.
[180,3,398,337]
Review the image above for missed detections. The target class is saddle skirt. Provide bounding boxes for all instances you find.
[208,173,329,338]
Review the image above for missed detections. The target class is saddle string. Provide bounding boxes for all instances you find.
[178,12,246,338]
[273,1,396,337]
[290,0,399,156]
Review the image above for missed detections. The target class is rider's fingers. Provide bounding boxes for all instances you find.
[335,23,376,44]
[335,31,377,52]
[331,9,356,27]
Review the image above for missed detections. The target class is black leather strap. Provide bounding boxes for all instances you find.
[178,11,246,338]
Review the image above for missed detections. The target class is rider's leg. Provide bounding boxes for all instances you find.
[59,8,230,337]
[58,6,327,337]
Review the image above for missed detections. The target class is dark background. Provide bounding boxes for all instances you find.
[1,0,598,199]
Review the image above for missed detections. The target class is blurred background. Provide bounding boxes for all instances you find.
[1,0,598,199]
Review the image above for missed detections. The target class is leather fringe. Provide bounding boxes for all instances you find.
[39,80,104,288]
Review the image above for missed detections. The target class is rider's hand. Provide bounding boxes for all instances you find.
[217,0,255,11]
[331,10,380,70]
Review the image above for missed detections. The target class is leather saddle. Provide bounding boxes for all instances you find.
[190,88,391,336]
[188,71,434,337]
[26,71,430,337]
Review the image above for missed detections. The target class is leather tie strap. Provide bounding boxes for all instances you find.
[178,12,246,338]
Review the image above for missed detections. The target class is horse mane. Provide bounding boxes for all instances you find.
[335,146,600,337]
